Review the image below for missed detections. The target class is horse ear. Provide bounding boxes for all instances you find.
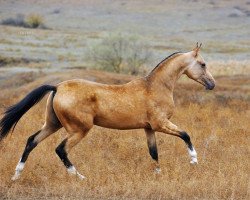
[192,43,202,57]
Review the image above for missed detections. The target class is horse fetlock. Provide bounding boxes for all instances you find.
[67,166,85,180]
[154,166,161,174]
[188,148,198,164]
[11,161,25,181]
[11,171,21,181]
[188,148,197,157]
[76,172,86,180]
[190,157,198,164]
[67,166,77,174]
[15,160,25,171]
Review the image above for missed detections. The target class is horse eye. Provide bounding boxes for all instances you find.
[201,63,206,68]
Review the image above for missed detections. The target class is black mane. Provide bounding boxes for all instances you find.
[150,51,182,73]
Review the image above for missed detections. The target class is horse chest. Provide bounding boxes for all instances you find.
[148,98,175,120]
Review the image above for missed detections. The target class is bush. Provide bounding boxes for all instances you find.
[1,14,46,29]
[0,56,43,67]
[51,8,61,14]
[1,14,27,27]
[125,39,152,75]
[87,34,152,75]
[25,14,45,28]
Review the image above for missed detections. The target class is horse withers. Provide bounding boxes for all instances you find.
[0,43,215,180]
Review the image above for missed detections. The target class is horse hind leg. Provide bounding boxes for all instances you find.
[12,93,62,181]
[55,130,89,180]
[54,109,93,180]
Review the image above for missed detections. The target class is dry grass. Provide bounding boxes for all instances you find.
[0,68,249,200]
[208,60,250,76]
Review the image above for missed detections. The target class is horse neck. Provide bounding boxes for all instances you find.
[146,54,188,93]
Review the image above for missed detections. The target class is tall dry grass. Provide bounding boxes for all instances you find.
[0,69,249,199]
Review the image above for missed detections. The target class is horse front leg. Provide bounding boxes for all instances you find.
[154,120,198,164]
[144,128,161,173]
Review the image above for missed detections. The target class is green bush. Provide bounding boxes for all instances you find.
[87,34,152,75]
[25,14,45,28]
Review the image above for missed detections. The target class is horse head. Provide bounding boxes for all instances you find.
[184,43,215,90]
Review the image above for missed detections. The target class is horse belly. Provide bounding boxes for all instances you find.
[94,114,146,130]
[94,102,147,129]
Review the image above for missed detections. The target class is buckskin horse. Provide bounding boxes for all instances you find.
[0,43,215,180]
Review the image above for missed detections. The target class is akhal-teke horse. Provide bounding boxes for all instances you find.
[0,44,215,180]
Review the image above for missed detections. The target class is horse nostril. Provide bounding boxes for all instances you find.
[207,82,215,90]
[203,79,215,90]
[211,83,215,90]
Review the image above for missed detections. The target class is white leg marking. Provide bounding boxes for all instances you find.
[155,166,161,174]
[188,148,198,164]
[67,166,86,180]
[11,160,25,181]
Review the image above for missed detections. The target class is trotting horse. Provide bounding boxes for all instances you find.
[0,44,215,180]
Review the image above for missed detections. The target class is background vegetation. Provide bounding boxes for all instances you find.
[1,14,46,29]
[86,34,152,75]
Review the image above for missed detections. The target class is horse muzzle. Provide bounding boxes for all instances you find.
[203,79,215,90]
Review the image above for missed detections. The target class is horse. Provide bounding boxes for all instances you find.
[0,43,215,180]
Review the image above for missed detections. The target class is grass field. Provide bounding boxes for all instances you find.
[0,68,249,199]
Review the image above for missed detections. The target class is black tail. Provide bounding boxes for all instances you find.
[0,85,56,141]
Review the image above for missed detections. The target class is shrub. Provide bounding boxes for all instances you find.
[87,34,152,75]
[25,14,45,28]
[1,14,46,29]
[0,56,42,67]
[51,8,61,14]
[0,56,14,66]
[1,14,27,27]
[125,39,152,75]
